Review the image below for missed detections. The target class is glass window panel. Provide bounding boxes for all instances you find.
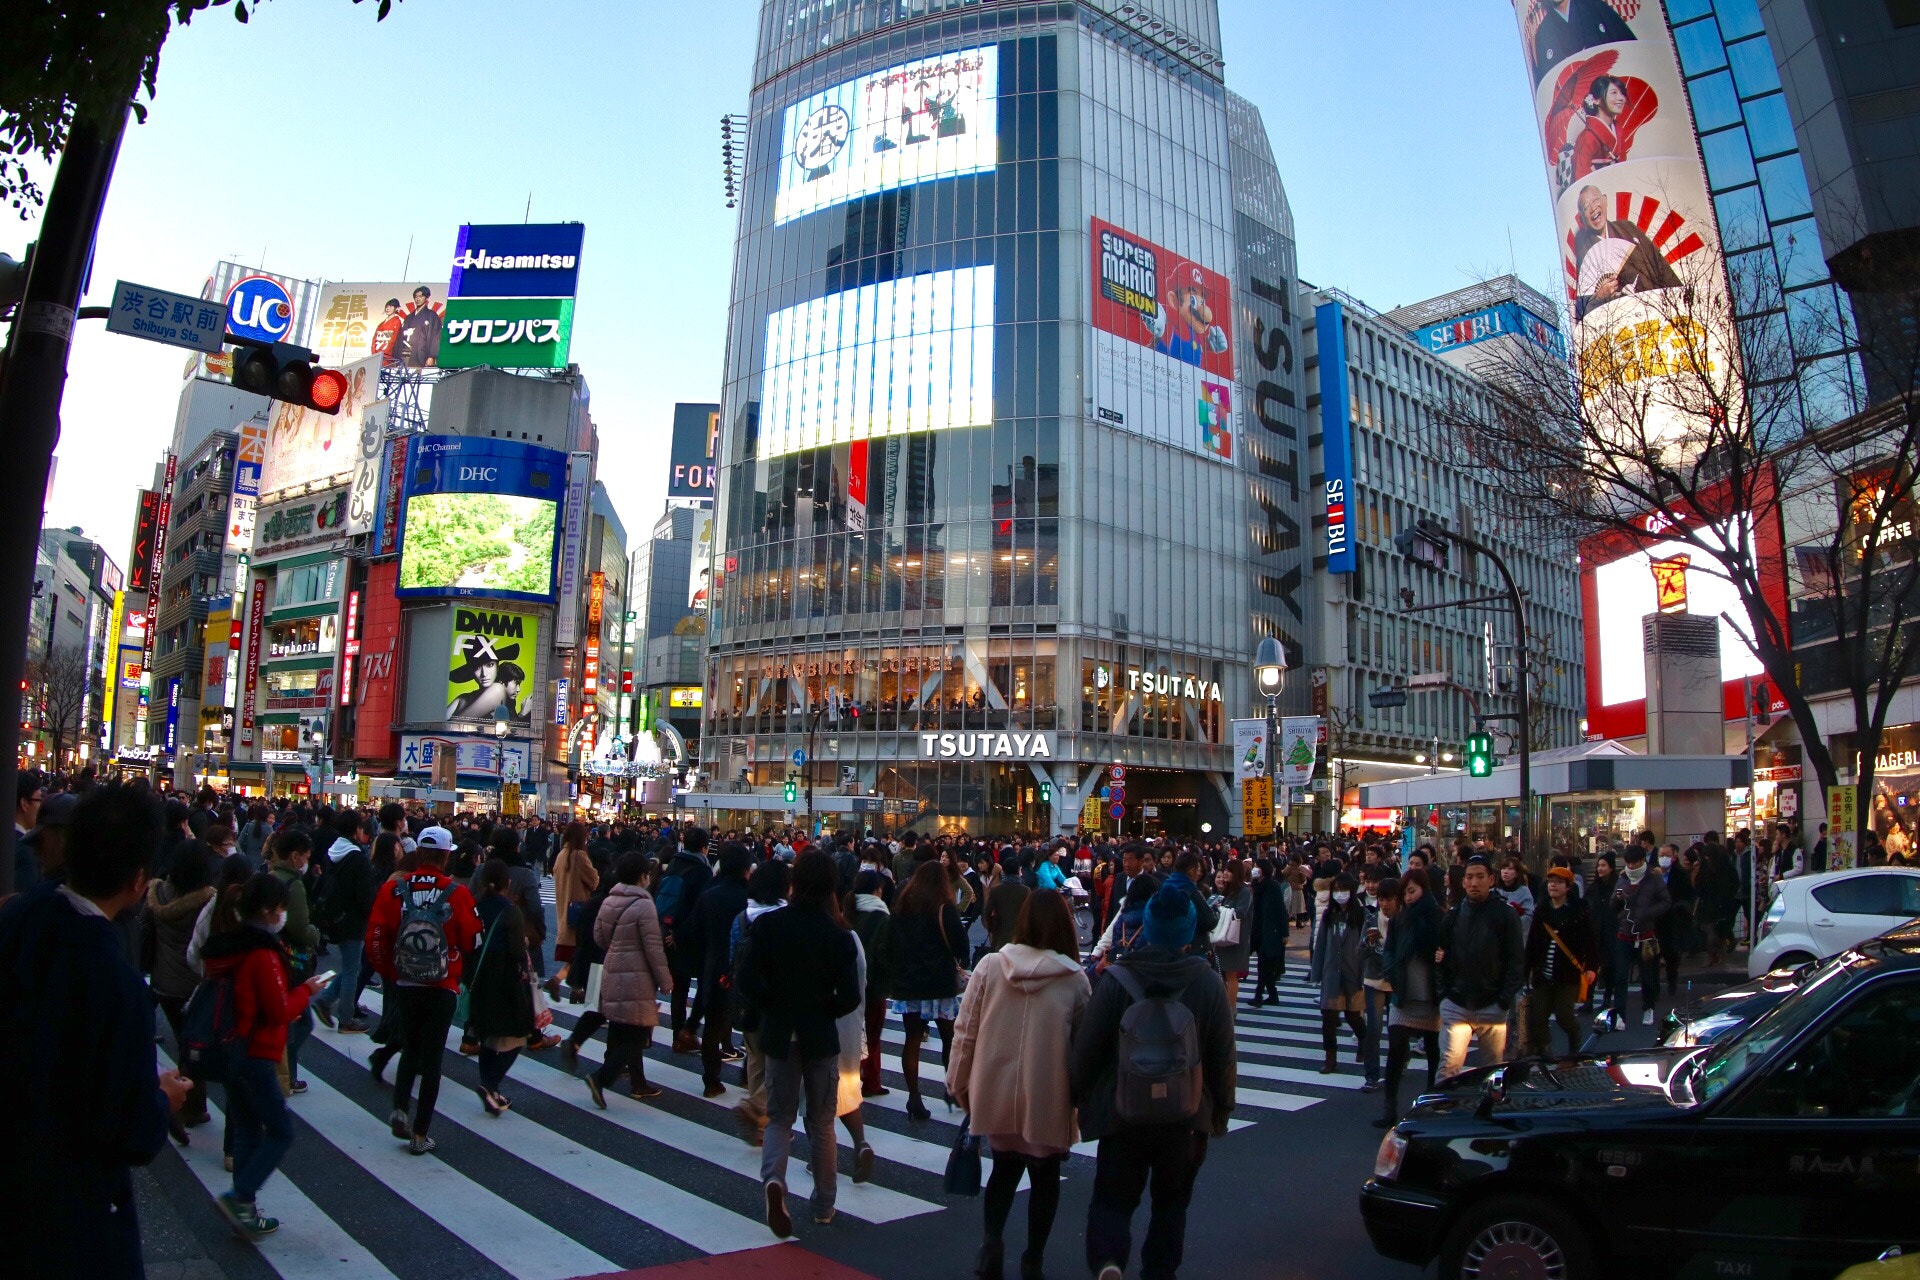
[1689,71,1743,133]
[1743,93,1799,158]
[1773,219,1826,287]
[1701,126,1756,189]
[1714,0,1766,40]
[1726,36,1782,97]
[1674,18,1728,75]
[1757,154,1815,221]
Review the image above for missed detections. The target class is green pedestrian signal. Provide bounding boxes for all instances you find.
[783,778,798,804]
[1465,732,1495,777]
[1039,781,1053,804]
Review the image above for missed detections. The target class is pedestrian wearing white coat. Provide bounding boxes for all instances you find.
[947,890,1091,1280]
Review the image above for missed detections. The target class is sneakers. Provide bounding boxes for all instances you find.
[1096,1266,1124,1280]
[531,1033,563,1052]
[628,1083,663,1101]
[407,1134,436,1156]
[459,1038,481,1056]
[389,1109,412,1141]
[1642,1010,1656,1026]
[853,1143,875,1184]
[765,1180,793,1238]
[336,1019,368,1035]
[215,1192,278,1242]
[813,1209,836,1226]
[312,999,335,1029]
[586,1076,608,1110]
[1358,1080,1382,1093]
[720,1046,745,1063]
[702,1082,727,1099]
[288,1079,308,1095]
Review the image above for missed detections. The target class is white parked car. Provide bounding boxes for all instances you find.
[1748,866,1920,977]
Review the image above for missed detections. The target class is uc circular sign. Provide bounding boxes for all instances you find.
[225,274,294,343]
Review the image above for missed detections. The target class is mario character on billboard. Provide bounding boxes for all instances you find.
[1145,262,1230,368]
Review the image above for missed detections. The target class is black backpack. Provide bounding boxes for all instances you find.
[1107,965,1203,1125]
[178,972,243,1083]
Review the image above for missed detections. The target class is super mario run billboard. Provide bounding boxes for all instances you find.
[1088,217,1234,463]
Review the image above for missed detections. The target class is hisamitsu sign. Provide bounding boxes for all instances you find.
[107,281,229,353]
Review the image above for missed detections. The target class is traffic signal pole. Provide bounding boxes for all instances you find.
[0,101,137,897]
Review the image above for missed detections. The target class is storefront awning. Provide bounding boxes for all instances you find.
[1361,740,1752,808]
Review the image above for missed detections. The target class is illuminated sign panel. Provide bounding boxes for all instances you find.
[775,46,998,225]
[759,265,994,460]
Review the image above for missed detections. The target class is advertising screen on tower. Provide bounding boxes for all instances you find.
[775,46,998,225]
[1511,0,1736,451]
[446,606,537,724]
[396,436,566,603]
[758,265,994,459]
[260,355,384,500]
[1088,218,1235,462]
[668,402,720,499]
[309,281,449,368]
[448,223,584,299]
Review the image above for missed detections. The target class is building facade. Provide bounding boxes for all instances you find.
[26,529,121,769]
[705,0,1271,838]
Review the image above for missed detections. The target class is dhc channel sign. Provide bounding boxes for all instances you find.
[225,275,295,343]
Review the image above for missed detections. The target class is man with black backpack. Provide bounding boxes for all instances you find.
[364,826,482,1154]
[313,811,377,1033]
[1070,881,1235,1280]
[657,825,713,1054]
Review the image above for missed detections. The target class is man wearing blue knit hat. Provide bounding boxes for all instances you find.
[1070,881,1236,1280]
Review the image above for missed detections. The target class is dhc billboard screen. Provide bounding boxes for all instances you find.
[396,436,567,604]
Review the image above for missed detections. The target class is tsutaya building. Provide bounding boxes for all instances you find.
[698,0,1320,837]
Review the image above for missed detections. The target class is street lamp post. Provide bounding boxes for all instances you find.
[1253,636,1287,833]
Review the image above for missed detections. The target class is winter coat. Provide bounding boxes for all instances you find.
[269,863,322,971]
[1069,946,1235,1141]
[365,869,484,994]
[468,894,536,1041]
[1173,874,1221,963]
[551,843,599,949]
[471,860,545,947]
[835,935,870,1117]
[1251,877,1290,956]
[947,943,1091,1156]
[145,881,214,1002]
[200,925,312,1061]
[0,885,174,1280]
[237,819,273,867]
[317,837,377,944]
[1586,872,1620,947]
[681,874,750,988]
[850,895,894,1001]
[593,883,673,1027]
[1612,866,1671,941]
[1211,886,1253,975]
[1383,892,1443,1003]
[888,903,968,1001]
[1309,908,1367,1004]
[1526,896,1599,989]
[1498,880,1536,938]
[657,849,713,950]
[741,902,861,1061]
[1437,894,1527,1011]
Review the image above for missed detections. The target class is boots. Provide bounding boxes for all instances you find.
[1320,1051,1337,1074]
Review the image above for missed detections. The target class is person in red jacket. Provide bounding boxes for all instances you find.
[364,827,482,1154]
[200,872,329,1241]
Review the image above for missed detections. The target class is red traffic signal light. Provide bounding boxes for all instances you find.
[231,340,348,414]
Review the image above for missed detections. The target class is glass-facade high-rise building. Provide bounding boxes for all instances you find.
[703,0,1293,837]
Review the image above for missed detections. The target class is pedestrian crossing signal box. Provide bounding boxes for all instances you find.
[1039,781,1052,804]
[1465,732,1495,777]
[783,778,798,803]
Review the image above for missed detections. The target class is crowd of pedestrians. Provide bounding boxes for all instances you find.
[0,759,1837,1279]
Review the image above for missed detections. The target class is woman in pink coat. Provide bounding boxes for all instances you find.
[947,890,1090,1280]
[585,852,673,1107]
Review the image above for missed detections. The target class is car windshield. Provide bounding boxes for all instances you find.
[1695,953,1865,1103]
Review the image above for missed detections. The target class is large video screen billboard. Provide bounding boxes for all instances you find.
[1578,469,1788,740]
[668,402,720,499]
[260,355,383,500]
[758,265,994,459]
[775,46,998,225]
[310,282,449,368]
[1088,218,1235,462]
[396,436,566,604]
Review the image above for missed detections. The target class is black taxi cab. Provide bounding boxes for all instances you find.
[1360,925,1920,1280]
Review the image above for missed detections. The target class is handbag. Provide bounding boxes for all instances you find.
[936,908,972,992]
[584,961,605,1010]
[944,1116,983,1196]
[530,974,554,1033]
[1541,922,1595,1001]
[1210,905,1242,949]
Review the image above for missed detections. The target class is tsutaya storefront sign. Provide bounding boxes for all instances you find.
[1127,668,1222,702]
[919,731,1057,760]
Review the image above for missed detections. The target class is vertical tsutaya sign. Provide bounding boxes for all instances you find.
[1235,204,1310,648]
[1231,718,1267,787]
[1314,300,1356,573]
[554,451,593,647]
[1511,0,1735,451]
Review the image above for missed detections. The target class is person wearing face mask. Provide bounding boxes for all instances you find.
[1608,840,1671,1028]
[199,872,331,1241]
[265,831,322,1094]
[1309,874,1369,1074]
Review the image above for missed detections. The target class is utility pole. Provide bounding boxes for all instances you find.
[0,96,139,896]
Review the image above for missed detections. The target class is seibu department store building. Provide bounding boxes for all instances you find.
[698,0,1318,838]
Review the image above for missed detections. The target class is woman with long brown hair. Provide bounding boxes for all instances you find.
[887,859,969,1119]
[550,821,599,996]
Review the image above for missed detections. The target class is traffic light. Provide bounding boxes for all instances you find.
[231,339,349,413]
[783,777,798,804]
[1393,519,1451,571]
[1465,732,1495,777]
[1039,781,1053,804]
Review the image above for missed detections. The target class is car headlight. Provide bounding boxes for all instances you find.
[1373,1129,1408,1181]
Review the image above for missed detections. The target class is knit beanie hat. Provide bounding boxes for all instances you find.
[1143,881,1197,949]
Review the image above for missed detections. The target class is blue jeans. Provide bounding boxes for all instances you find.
[1612,937,1659,1018]
[323,939,362,1014]
[1362,987,1387,1085]
[226,1055,294,1202]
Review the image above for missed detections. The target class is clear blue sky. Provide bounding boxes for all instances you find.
[13,0,1558,566]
